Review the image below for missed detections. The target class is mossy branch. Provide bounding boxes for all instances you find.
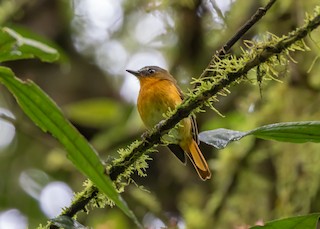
[52,6,320,226]
[109,8,320,181]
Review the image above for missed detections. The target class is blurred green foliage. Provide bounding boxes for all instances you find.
[0,0,320,228]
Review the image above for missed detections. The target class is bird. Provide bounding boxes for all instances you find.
[126,66,211,181]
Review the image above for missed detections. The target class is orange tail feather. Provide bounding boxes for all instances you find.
[186,140,211,181]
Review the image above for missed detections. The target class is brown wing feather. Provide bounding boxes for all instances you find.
[191,114,199,144]
[168,144,187,164]
[174,82,199,144]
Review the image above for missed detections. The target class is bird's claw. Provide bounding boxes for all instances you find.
[141,131,150,141]
[155,120,166,130]
[141,120,165,141]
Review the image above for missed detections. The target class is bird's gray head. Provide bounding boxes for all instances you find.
[126,66,167,77]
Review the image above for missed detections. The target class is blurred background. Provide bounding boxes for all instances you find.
[0,0,320,228]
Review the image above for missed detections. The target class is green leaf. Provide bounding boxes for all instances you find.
[51,216,87,229]
[249,121,320,143]
[0,27,59,62]
[199,121,320,149]
[250,213,320,229]
[198,128,244,149]
[64,98,125,128]
[0,67,141,227]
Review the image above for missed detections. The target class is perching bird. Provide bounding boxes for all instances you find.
[126,66,211,180]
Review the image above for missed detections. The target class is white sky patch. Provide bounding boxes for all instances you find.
[19,169,50,200]
[85,0,122,29]
[0,209,27,229]
[95,40,128,75]
[39,182,73,218]
[0,108,15,151]
[200,0,232,27]
[215,0,232,15]
[134,13,167,45]
[72,0,124,52]
[143,213,166,229]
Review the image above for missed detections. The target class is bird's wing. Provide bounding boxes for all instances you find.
[168,144,187,164]
[175,84,199,145]
[191,114,199,144]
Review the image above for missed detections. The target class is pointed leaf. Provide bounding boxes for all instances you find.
[0,27,59,62]
[250,213,320,229]
[51,216,88,229]
[199,121,320,149]
[248,121,320,143]
[198,128,247,149]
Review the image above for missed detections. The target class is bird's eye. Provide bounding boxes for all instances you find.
[147,68,155,74]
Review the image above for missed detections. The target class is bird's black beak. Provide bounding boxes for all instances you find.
[126,69,140,76]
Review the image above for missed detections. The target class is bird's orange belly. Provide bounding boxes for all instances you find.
[137,79,181,128]
[137,78,191,143]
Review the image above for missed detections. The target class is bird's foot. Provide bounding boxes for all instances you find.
[155,120,166,130]
[141,131,150,141]
[141,120,165,141]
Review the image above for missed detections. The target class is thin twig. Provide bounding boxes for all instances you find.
[199,0,277,80]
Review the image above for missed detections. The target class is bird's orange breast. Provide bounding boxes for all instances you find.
[137,77,182,129]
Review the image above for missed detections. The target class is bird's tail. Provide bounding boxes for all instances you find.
[186,140,211,181]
